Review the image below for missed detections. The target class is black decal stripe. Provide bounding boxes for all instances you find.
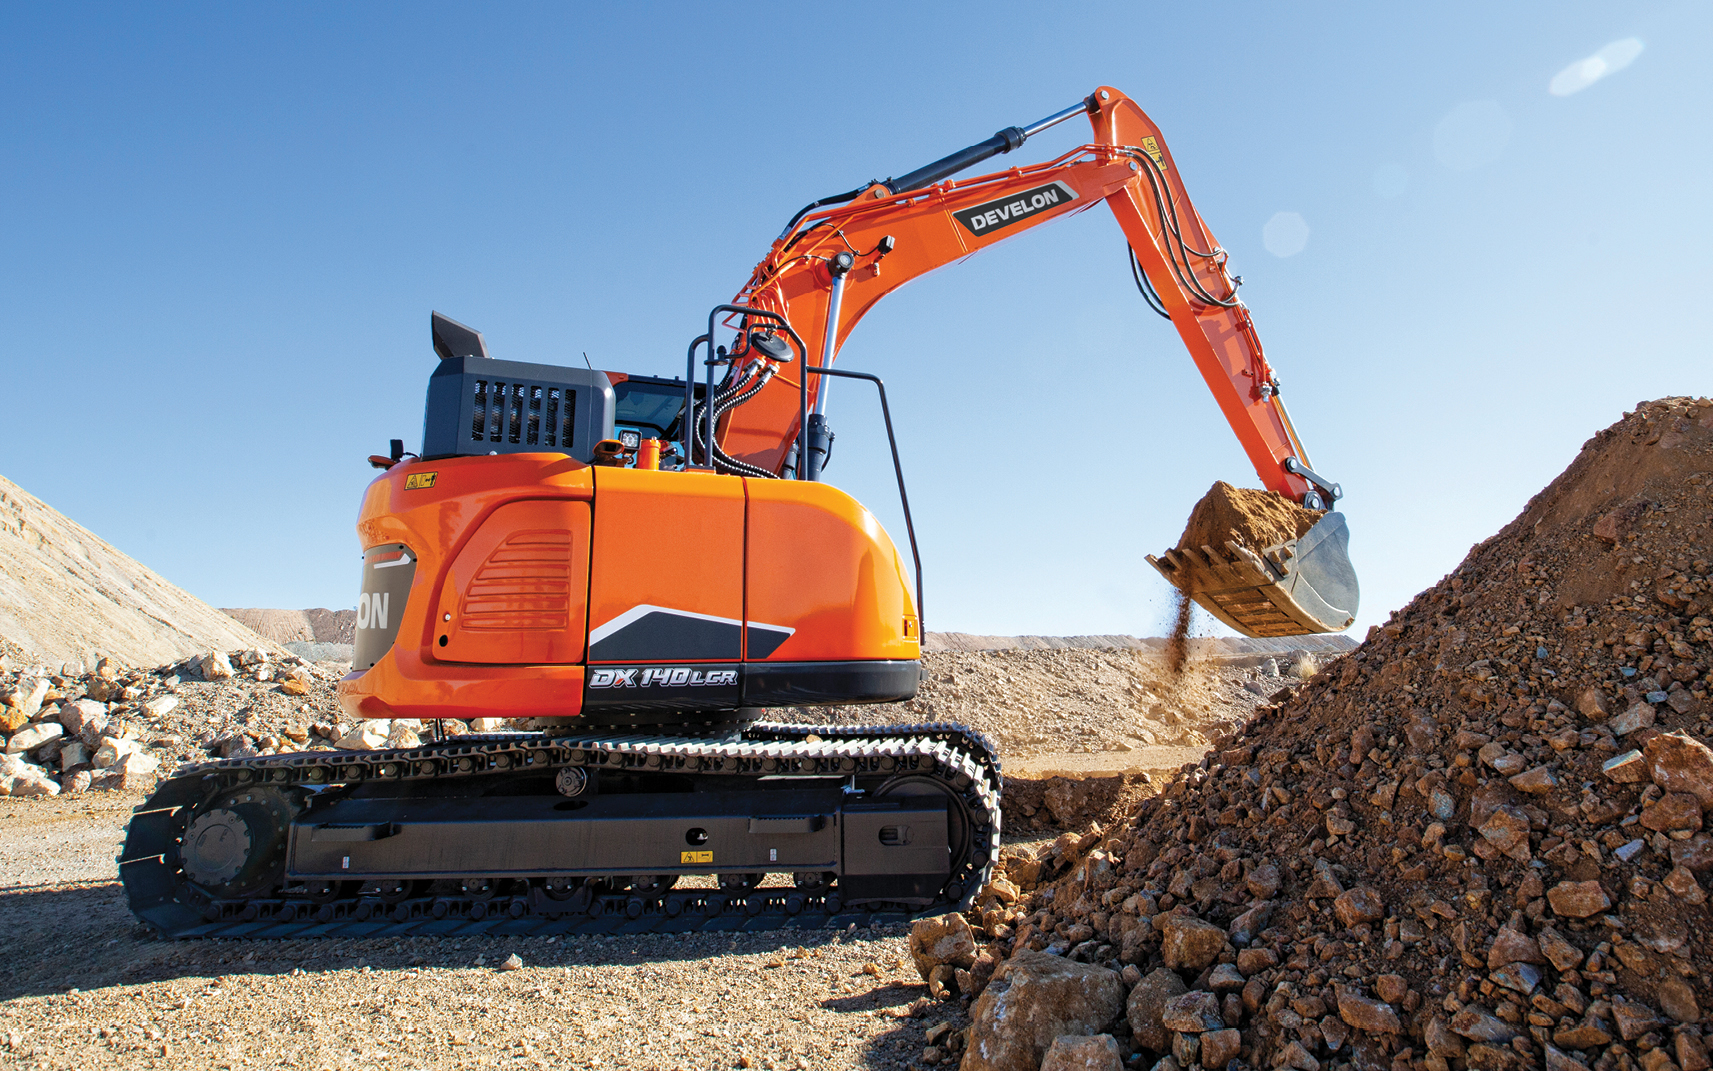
[745,624,794,660]
[588,611,742,661]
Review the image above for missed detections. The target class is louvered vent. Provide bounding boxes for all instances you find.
[469,380,574,448]
[459,529,574,631]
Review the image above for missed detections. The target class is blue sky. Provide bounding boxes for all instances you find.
[3,3,1708,640]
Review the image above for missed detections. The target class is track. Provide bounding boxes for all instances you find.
[119,721,1001,939]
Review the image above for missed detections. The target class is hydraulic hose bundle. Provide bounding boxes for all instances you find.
[690,346,780,479]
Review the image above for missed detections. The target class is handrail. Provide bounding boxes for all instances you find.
[686,305,809,470]
[798,364,923,630]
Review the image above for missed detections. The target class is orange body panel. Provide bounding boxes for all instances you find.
[339,455,919,720]
[744,479,918,662]
[434,498,590,664]
[586,467,745,662]
[340,455,595,720]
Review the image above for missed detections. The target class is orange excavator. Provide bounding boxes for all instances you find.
[122,86,1356,938]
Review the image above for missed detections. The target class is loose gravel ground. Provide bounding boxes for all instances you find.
[0,796,1035,1071]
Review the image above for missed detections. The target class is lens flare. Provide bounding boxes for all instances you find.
[1550,38,1644,96]
[1262,212,1309,258]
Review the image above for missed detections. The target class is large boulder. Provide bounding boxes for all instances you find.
[1127,966,1189,1052]
[964,951,1125,1071]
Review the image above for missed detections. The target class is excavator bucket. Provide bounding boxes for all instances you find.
[1146,512,1359,638]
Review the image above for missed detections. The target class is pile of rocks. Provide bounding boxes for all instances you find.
[910,398,1713,1071]
[0,647,349,796]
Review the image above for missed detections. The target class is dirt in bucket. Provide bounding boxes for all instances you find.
[1175,480,1323,554]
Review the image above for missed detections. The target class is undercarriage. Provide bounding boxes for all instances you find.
[120,721,999,938]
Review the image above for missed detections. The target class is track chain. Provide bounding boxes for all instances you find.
[119,720,1001,940]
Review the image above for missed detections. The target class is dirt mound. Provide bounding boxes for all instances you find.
[957,397,1713,1070]
[806,646,1296,766]
[0,474,275,669]
[221,607,357,646]
[1177,480,1323,553]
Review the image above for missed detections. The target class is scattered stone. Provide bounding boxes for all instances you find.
[336,723,390,751]
[1126,967,1188,1052]
[1656,978,1700,1023]
[200,651,234,681]
[56,698,107,736]
[1245,862,1280,900]
[1332,886,1384,926]
[93,737,144,768]
[1158,915,1226,970]
[1645,731,1713,810]
[1662,865,1706,903]
[909,913,978,981]
[1450,1005,1517,1044]
[1641,792,1703,832]
[1535,929,1583,971]
[4,722,63,755]
[1609,701,1657,737]
[1334,985,1400,1035]
[141,694,178,718]
[1038,1034,1122,1071]
[1547,880,1611,918]
[1160,991,1223,1033]
[498,953,523,971]
[1487,928,1545,969]
[1508,764,1559,794]
[1610,998,1660,1041]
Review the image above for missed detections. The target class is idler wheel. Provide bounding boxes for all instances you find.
[179,787,298,898]
[182,810,252,886]
[717,873,761,892]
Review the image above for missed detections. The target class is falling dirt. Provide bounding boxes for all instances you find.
[1176,480,1323,553]
[1166,588,1194,675]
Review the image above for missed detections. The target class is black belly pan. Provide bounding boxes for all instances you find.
[286,787,948,883]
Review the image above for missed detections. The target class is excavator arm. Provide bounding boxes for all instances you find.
[704,86,1357,636]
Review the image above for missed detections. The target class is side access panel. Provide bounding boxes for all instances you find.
[432,499,592,664]
[744,479,919,663]
[586,468,747,662]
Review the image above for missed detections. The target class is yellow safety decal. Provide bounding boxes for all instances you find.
[1141,136,1166,171]
[682,850,713,864]
[403,471,437,490]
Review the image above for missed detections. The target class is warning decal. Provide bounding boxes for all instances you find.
[403,471,437,490]
[1140,136,1167,171]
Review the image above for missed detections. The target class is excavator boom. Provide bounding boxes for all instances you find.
[714,86,1356,635]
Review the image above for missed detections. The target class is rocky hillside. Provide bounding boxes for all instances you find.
[901,396,1713,1071]
[220,607,356,646]
[0,474,275,668]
